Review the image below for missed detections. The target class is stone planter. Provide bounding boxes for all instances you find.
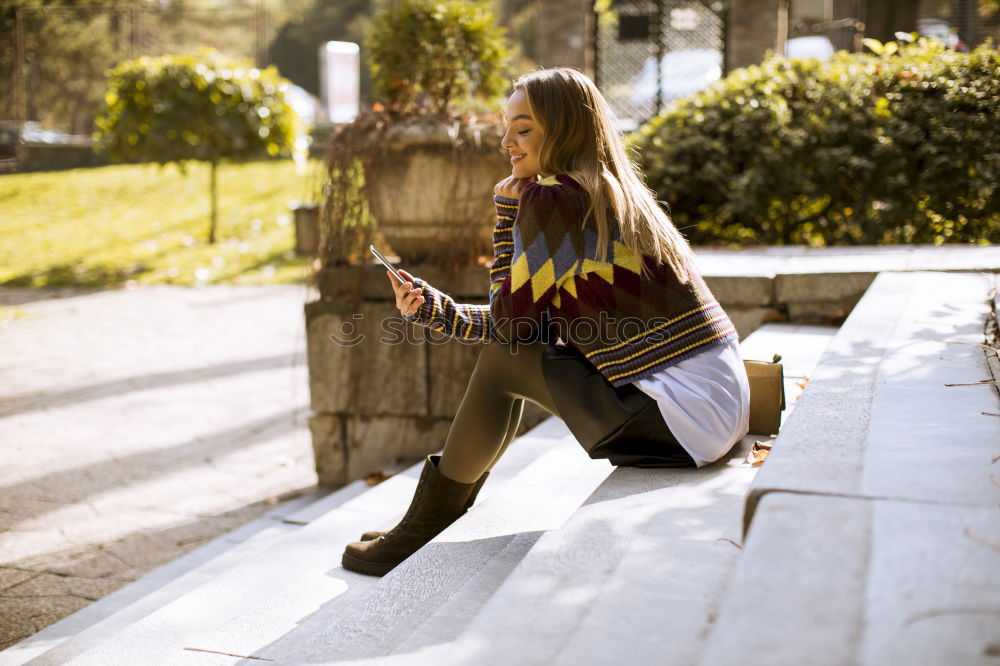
[305,263,551,486]
[362,117,511,264]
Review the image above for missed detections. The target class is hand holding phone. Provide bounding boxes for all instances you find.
[370,244,424,317]
[370,244,405,284]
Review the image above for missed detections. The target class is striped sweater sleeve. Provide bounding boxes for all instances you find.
[401,193,520,342]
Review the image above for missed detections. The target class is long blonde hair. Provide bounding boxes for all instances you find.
[511,66,694,283]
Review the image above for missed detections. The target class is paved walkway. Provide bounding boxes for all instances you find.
[0,283,321,650]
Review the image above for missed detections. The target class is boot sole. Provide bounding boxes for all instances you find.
[341,551,398,577]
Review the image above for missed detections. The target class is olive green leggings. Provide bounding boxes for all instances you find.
[437,341,562,484]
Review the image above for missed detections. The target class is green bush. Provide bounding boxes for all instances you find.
[94,47,305,243]
[94,47,303,167]
[629,35,999,246]
[365,0,511,115]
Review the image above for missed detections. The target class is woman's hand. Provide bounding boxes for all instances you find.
[494,175,535,200]
[388,268,424,318]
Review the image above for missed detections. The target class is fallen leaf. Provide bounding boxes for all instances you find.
[744,440,773,466]
[364,470,395,486]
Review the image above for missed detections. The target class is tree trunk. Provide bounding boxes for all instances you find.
[209,160,218,245]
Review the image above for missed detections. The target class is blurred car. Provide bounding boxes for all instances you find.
[916,18,968,51]
[614,35,839,132]
[283,83,327,127]
[627,48,724,110]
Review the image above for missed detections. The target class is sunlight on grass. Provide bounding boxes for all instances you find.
[0,157,328,288]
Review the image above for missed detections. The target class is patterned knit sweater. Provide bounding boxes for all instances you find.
[402,172,739,388]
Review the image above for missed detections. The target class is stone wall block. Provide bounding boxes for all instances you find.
[726,306,787,342]
[317,264,489,302]
[345,415,454,480]
[785,301,855,325]
[357,301,428,416]
[308,412,348,486]
[705,275,774,307]
[775,272,877,305]
[304,299,358,413]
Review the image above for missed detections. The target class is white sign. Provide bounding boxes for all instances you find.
[319,41,360,124]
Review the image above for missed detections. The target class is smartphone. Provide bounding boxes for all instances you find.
[370,244,407,285]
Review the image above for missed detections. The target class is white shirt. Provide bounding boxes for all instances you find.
[630,337,750,467]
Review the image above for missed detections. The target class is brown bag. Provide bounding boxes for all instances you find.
[743,353,786,435]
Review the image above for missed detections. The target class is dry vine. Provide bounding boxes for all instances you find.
[315,103,507,279]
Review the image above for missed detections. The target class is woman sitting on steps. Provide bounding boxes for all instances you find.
[341,66,751,577]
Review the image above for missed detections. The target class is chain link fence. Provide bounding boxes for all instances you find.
[595,0,727,131]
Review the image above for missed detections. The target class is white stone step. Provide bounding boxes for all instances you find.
[56,417,571,666]
[382,437,759,666]
[280,478,378,526]
[743,272,1000,526]
[239,427,613,664]
[701,492,1000,666]
[237,323,839,665]
[701,271,1000,664]
[0,487,331,666]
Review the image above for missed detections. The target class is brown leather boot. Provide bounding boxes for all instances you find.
[358,469,490,542]
[341,454,477,577]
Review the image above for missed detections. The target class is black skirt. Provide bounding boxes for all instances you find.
[539,342,697,468]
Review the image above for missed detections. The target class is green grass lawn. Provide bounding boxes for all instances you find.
[0,157,330,288]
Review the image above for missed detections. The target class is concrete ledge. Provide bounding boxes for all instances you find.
[741,271,1000,535]
[703,491,1000,666]
[692,244,1000,277]
[696,245,1000,336]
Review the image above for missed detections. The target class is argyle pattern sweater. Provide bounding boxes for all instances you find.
[402,173,739,388]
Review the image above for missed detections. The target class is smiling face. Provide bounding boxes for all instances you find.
[501,89,547,180]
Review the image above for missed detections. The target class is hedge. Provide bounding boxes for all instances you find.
[629,35,999,246]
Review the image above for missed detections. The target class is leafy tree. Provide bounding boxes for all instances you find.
[365,0,511,115]
[94,47,305,244]
[1,1,123,134]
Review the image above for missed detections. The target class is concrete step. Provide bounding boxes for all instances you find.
[695,244,1000,339]
[742,272,1000,527]
[231,323,838,665]
[240,427,613,664]
[702,492,1000,666]
[56,417,572,666]
[381,323,838,666]
[703,271,1000,664]
[0,487,331,666]
[391,437,760,666]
